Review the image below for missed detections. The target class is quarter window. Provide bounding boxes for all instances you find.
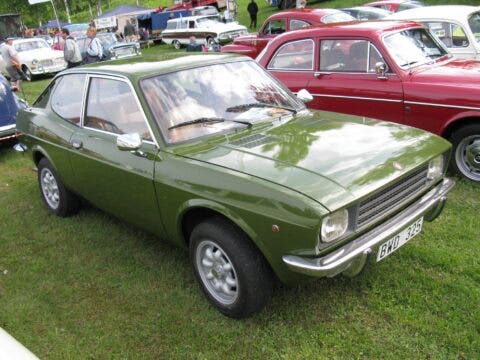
[50,74,86,124]
[268,39,314,70]
[426,22,469,48]
[320,40,384,73]
[290,19,310,31]
[85,77,152,141]
[263,20,286,35]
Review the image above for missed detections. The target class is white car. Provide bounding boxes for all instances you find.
[0,38,67,81]
[387,6,480,60]
[161,15,248,49]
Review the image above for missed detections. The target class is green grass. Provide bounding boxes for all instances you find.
[1,39,479,360]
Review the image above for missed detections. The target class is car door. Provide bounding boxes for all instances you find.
[68,74,166,237]
[306,38,405,123]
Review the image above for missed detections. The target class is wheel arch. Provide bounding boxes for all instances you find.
[441,114,480,140]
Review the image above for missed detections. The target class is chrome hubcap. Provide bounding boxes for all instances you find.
[456,135,480,181]
[40,168,60,209]
[196,240,238,305]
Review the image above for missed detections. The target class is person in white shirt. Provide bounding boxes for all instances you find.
[61,28,82,67]
[85,27,103,63]
[0,38,23,91]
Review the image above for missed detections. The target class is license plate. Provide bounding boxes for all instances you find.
[376,217,423,262]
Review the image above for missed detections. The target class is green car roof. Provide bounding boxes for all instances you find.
[65,53,247,80]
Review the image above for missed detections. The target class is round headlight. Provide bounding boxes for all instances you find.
[321,209,349,243]
[427,155,444,181]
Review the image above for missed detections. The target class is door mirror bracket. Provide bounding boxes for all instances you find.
[375,62,388,80]
[117,133,142,151]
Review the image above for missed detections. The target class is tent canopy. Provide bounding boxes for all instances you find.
[98,5,151,18]
[42,19,70,28]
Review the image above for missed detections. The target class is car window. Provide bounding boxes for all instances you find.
[34,79,57,108]
[468,11,480,43]
[398,1,422,11]
[319,40,384,73]
[166,21,177,30]
[84,77,152,141]
[50,74,86,124]
[263,20,286,35]
[321,12,355,24]
[290,19,310,31]
[268,39,314,70]
[426,22,469,48]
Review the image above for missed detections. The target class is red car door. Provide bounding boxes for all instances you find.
[306,38,405,123]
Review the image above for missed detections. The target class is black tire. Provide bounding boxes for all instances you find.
[206,37,215,46]
[449,124,480,183]
[22,65,32,82]
[37,157,80,217]
[189,218,274,319]
[172,40,181,50]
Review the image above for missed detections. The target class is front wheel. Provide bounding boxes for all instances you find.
[450,124,480,182]
[172,40,181,50]
[206,37,216,46]
[189,218,274,318]
[22,65,32,81]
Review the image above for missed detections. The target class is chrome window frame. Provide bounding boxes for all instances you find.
[50,73,87,125]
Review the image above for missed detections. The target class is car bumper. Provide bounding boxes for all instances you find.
[282,177,455,278]
[31,63,67,75]
[0,124,16,140]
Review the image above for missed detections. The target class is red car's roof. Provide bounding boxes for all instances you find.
[269,19,422,40]
[365,0,418,6]
[267,8,346,22]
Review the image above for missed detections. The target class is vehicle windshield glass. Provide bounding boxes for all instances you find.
[383,28,448,69]
[196,15,222,24]
[468,11,480,43]
[98,33,118,45]
[14,39,50,52]
[321,12,355,24]
[141,61,304,144]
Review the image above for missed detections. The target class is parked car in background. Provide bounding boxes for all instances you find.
[257,20,480,182]
[0,38,66,81]
[76,32,141,60]
[221,9,354,58]
[0,74,23,140]
[15,54,453,318]
[161,15,247,48]
[191,5,218,16]
[364,0,423,12]
[342,6,392,20]
[386,6,480,60]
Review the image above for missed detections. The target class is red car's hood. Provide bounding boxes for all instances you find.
[410,58,480,86]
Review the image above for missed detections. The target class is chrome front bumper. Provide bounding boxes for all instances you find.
[283,178,455,278]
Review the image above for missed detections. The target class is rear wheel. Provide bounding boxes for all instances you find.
[172,40,181,50]
[206,37,215,46]
[189,218,274,318]
[37,158,80,217]
[450,124,480,182]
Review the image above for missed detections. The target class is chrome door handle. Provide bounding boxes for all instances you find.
[314,71,332,77]
[71,139,83,149]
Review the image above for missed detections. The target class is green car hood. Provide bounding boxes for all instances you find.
[182,111,450,211]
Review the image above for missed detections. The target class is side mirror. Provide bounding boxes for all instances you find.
[297,89,313,103]
[116,133,142,151]
[375,62,388,79]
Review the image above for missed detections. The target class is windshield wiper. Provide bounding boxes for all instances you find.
[226,102,297,115]
[168,117,252,130]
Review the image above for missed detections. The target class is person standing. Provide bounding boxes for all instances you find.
[247,0,259,29]
[0,38,23,92]
[85,27,103,63]
[123,20,136,43]
[61,28,82,68]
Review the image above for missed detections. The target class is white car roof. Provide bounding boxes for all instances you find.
[13,37,49,44]
[167,14,219,22]
[387,5,480,22]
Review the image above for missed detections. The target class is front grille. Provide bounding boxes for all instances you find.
[40,59,53,66]
[356,165,428,229]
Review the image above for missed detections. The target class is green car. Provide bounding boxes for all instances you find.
[16,54,454,318]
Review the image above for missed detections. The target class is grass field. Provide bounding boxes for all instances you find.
[1,35,479,359]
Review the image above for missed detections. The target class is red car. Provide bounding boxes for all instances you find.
[221,9,354,58]
[364,0,423,13]
[257,20,480,182]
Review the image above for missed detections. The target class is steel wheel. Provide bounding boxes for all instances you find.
[40,167,60,210]
[173,40,181,50]
[196,240,239,305]
[22,66,32,81]
[455,133,480,181]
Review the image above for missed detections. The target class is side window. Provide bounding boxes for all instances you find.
[263,20,286,35]
[50,74,86,124]
[320,40,383,73]
[189,20,195,29]
[427,22,469,48]
[179,20,188,29]
[166,21,176,30]
[290,19,310,31]
[268,39,314,70]
[85,77,152,141]
[34,79,57,108]
[368,43,385,73]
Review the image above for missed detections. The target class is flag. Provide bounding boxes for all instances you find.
[28,0,50,4]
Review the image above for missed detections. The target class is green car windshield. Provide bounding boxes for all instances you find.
[140,60,304,144]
